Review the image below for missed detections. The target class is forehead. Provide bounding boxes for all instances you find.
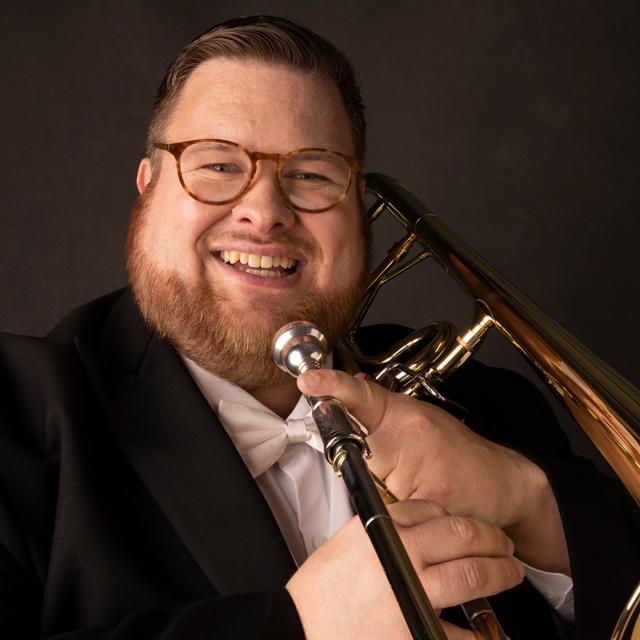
[165,58,355,156]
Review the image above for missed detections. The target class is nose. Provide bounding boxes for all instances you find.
[230,161,295,233]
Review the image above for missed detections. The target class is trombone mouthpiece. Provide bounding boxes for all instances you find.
[272,321,328,377]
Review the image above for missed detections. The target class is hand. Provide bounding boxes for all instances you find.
[287,500,524,640]
[298,369,569,574]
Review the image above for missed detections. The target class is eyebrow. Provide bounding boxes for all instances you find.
[191,141,237,152]
[290,151,336,161]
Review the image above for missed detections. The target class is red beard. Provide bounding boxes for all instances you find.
[125,185,369,390]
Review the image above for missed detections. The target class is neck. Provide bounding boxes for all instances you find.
[249,378,301,419]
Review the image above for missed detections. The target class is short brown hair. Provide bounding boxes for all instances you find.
[146,15,366,161]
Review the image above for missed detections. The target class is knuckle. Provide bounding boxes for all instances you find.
[424,500,448,517]
[357,375,376,405]
[325,369,343,387]
[461,558,488,592]
[448,516,477,544]
[388,499,448,529]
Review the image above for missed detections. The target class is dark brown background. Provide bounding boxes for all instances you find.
[2,1,639,464]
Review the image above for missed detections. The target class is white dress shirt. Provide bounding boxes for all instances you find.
[182,355,574,622]
[182,356,353,566]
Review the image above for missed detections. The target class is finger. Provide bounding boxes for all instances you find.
[298,368,436,486]
[440,619,479,640]
[401,515,515,567]
[297,368,393,431]
[422,555,525,610]
[387,499,449,526]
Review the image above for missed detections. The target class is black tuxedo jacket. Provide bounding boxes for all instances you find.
[0,289,637,639]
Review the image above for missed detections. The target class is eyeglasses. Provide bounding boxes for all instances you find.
[153,139,361,213]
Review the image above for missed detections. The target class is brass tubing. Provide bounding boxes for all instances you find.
[364,172,640,638]
[365,173,640,505]
[337,442,447,640]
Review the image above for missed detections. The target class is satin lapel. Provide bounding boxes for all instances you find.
[78,291,295,594]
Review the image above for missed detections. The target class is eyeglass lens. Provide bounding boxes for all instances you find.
[178,141,351,210]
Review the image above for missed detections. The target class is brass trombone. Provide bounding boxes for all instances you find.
[335,173,640,639]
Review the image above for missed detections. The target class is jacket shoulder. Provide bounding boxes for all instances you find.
[0,289,130,446]
[0,288,126,352]
[46,288,128,345]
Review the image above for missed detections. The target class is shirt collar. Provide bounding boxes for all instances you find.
[180,355,318,421]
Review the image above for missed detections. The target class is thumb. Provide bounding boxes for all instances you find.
[297,368,392,433]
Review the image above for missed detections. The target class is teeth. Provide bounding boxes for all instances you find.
[219,250,241,264]
[219,250,297,271]
[248,254,261,268]
[245,267,285,278]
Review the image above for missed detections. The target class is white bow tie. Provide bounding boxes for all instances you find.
[217,398,325,477]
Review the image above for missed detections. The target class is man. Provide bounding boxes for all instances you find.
[0,15,636,640]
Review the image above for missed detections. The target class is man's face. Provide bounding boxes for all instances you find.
[128,58,368,389]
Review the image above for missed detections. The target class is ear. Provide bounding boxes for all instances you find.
[358,174,366,200]
[136,158,153,194]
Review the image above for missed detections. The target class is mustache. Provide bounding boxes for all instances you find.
[203,229,318,257]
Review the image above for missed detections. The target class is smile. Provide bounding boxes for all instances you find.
[218,250,298,279]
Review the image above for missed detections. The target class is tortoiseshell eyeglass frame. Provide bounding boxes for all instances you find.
[153,138,361,213]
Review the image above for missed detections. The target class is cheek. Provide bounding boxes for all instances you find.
[312,212,365,289]
[139,185,220,273]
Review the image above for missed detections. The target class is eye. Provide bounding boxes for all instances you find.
[199,163,243,173]
[285,171,331,183]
